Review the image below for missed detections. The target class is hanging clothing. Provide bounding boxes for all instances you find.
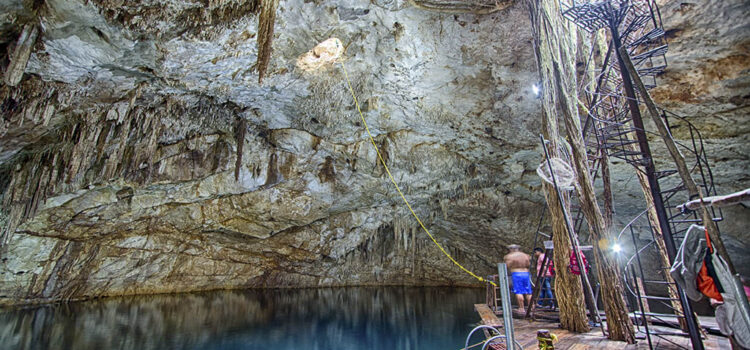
[670,225,750,348]
[696,257,723,301]
[670,225,706,301]
[697,230,724,301]
[711,253,750,349]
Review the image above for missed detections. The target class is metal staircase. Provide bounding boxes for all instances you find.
[559,1,723,349]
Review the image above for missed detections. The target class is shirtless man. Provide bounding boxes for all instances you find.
[503,244,532,313]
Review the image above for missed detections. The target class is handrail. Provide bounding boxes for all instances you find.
[482,335,523,350]
[616,206,653,241]
[465,325,501,350]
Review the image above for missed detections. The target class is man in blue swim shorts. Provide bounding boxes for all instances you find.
[504,244,532,313]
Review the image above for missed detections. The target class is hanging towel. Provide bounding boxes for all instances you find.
[670,225,706,301]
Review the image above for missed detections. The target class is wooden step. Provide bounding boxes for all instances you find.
[628,28,666,48]
[475,304,503,328]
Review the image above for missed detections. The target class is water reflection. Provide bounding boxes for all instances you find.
[0,287,483,350]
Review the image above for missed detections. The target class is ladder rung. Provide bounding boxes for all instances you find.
[638,295,680,301]
[628,28,665,48]
[634,311,685,319]
[642,280,676,285]
[601,140,639,149]
[654,169,678,179]
[599,128,636,139]
[610,150,645,157]
[670,218,704,223]
[631,45,669,62]
[660,184,686,194]
[638,65,667,76]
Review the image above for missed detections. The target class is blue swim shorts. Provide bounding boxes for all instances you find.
[511,272,532,295]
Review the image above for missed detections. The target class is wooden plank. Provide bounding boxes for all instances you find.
[567,344,590,350]
[480,310,733,350]
[475,303,503,328]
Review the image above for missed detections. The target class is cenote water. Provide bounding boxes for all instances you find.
[0,287,485,350]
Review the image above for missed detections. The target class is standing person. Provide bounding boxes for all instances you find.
[504,244,532,313]
[534,247,555,308]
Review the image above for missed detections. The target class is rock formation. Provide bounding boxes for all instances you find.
[0,0,747,304]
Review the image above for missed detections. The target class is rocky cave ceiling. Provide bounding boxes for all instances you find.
[0,0,747,304]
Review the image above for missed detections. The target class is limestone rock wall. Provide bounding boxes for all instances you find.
[0,0,747,305]
[0,0,543,304]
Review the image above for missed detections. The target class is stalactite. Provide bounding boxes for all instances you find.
[436,198,446,220]
[410,226,417,275]
[256,0,279,84]
[0,83,241,248]
[394,217,403,250]
[3,24,39,87]
[402,223,409,252]
[235,117,247,181]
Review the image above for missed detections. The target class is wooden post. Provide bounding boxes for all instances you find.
[534,8,635,344]
[526,0,590,333]
[553,58,635,342]
[635,276,652,324]
[628,152,690,330]
[600,151,614,228]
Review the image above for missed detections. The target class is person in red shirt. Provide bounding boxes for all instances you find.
[534,248,555,308]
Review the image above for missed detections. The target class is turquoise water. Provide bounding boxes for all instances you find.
[0,287,485,350]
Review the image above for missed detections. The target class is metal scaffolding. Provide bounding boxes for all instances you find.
[558,1,724,349]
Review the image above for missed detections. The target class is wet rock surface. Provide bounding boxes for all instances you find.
[0,0,747,304]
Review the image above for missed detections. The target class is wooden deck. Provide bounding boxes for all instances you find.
[474,304,731,349]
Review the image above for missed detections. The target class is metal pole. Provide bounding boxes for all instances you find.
[497,263,515,350]
[526,249,552,319]
[610,23,704,350]
[531,207,547,255]
[631,265,654,350]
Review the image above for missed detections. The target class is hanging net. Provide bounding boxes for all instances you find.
[536,157,576,190]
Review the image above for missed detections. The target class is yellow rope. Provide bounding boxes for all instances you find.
[340,62,496,287]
